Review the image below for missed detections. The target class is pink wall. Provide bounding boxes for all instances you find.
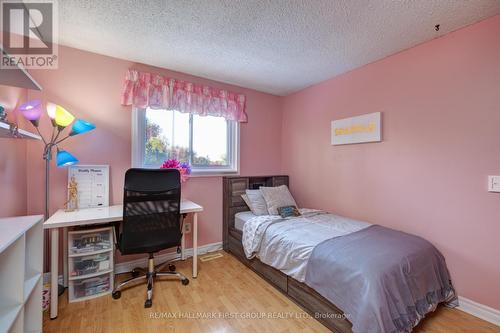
[281,15,500,309]
[4,13,498,310]
[0,85,28,217]
[24,45,282,262]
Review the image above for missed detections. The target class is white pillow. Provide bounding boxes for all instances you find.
[259,185,297,215]
[242,189,269,215]
[241,194,252,211]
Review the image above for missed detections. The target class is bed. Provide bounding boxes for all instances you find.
[223,176,456,333]
[236,209,371,282]
[223,175,354,332]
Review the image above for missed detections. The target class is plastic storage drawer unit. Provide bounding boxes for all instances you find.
[68,227,114,302]
[69,228,112,255]
[69,252,112,278]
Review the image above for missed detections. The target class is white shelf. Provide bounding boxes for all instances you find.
[8,308,24,333]
[0,216,43,333]
[0,304,22,333]
[0,121,42,140]
[24,281,42,332]
[23,274,42,302]
[0,216,43,253]
[0,234,24,308]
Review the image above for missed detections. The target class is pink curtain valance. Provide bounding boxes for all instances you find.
[120,70,172,109]
[121,69,247,122]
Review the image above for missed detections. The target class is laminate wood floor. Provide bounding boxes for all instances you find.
[43,251,500,333]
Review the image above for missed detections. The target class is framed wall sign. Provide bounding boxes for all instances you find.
[331,112,381,145]
[67,165,110,208]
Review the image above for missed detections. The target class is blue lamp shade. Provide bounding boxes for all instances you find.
[70,119,96,136]
[56,150,79,167]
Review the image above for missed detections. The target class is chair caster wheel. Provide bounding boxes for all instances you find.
[144,299,152,308]
[182,278,189,286]
[168,264,176,272]
[112,291,121,299]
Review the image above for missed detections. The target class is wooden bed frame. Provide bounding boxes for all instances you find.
[222,175,352,333]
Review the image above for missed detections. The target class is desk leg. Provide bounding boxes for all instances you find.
[50,228,59,319]
[181,234,185,260]
[193,212,198,278]
[62,228,68,288]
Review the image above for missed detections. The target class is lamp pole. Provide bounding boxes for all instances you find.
[19,100,96,298]
[43,143,54,220]
[43,142,66,295]
[35,128,53,273]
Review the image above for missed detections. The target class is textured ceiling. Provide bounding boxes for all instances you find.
[58,0,500,95]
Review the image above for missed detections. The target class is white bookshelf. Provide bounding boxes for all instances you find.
[0,215,44,333]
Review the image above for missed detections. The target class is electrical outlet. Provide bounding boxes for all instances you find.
[184,222,191,234]
[488,176,500,193]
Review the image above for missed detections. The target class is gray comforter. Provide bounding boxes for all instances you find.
[305,225,457,333]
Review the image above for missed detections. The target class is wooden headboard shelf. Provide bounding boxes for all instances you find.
[222,175,288,250]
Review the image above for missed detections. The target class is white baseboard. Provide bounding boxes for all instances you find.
[457,296,500,327]
[114,242,223,274]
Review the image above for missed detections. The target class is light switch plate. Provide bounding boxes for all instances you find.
[488,176,500,192]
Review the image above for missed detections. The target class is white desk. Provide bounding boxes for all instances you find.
[44,199,203,319]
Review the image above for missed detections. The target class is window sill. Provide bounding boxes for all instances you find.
[189,170,239,178]
[137,165,239,177]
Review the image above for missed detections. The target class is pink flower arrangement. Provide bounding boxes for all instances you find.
[160,159,192,183]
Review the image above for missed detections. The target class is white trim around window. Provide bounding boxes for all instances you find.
[131,108,240,176]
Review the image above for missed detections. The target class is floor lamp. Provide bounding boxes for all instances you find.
[19,100,96,295]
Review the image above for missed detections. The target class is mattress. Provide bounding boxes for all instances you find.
[242,210,371,282]
[234,211,257,230]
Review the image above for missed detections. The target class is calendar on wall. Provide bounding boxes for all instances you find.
[67,165,110,208]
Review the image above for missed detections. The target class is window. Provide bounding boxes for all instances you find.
[132,108,239,175]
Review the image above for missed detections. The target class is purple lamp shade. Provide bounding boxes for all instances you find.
[19,100,43,127]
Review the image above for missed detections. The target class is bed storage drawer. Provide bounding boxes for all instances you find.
[250,258,287,292]
[287,277,352,332]
[228,236,287,292]
[229,228,242,241]
[228,236,248,261]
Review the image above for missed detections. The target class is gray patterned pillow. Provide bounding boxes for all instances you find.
[260,185,297,215]
[242,189,269,215]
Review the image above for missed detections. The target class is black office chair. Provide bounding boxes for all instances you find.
[112,168,189,308]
